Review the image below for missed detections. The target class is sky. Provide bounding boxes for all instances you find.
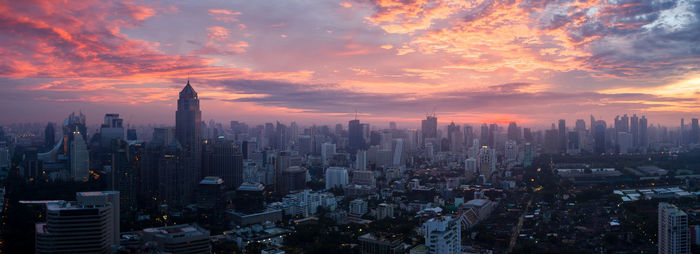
[1,0,699,128]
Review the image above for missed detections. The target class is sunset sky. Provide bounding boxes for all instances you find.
[1,0,699,128]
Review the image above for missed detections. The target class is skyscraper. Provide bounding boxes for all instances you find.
[630,114,639,147]
[594,120,606,154]
[658,203,690,254]
[43,122,55,152]
[100,113,124,147]
[175,80,202,204]
[558,119,566,153]
[70,130,89,181]
[421,115,437,146]
[507,121,520,142]
[348,119,364,153]
[640,116,648,148]
[691,118,699,144]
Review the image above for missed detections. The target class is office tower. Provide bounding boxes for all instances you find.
[658,203,690,254]
[463,125,473,147]
[380,130,393,150]
[197,176,224,210]
[617,132,632,154]
[422,216,461,254]
[356,149,367,170]
[142,224,211,254]
[158,143,181,206]
[567,131,580,154]
[281,166,307,194]
[574,119,586,132]
[298,135,312,155]
[692,118,699,144]
[206,141,244,189]
[233,182,265,214]
[264,123,275,148]
[349,119,364,153]
[35,191,119,254]
[544,129,558,154]
[70,129,89,181]
[523,142,533,167]
[640,116,648,148]
[681,118,686,145]
[523,128,532,142]
[477,146,496,179]
[389,121,397,130]
[480,124,489,147]
[504,140,517,162]
[152,127,176,146]
[325,167,349,189]
[275,121,288,150]
[289,121,299,144]
[63,112,88,147]
[100,113,125,147]
[43,122,55,152]
[421,115,437,145]
[594,120,606,154]
[630,114,639,147]
[126,128,137,141]
[558,119,567,153]
[507,122,520,142]
[447,122,462,153]
[176,80,202,204]
[321,142,336,165]
[392,138,405,166]
[487,124,497,148]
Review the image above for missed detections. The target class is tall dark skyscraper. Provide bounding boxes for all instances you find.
[421,115,437,145]
[594,120,606,154]
[480,124,489,146]
[630,114,639,147]
[507,122,520,142]
[639,116,648,148]
[558,119,566,153]
[44,122,55,152]
[176,80,202,204]
[348,119,364,153]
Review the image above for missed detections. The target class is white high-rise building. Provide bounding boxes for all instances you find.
[34,191,119,254]
[392,138,404,166]
[477,146,496,179]
[658,202,690,254]
[70,130,89,181]
[325,167,348,190]
[422,216,461,254]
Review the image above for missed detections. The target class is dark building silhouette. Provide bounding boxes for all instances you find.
[175,80,202,204]
[43,122,55,152]
[558,119,566,153]
[349,119,364,153]
[594,120,607,154]
[421,115,437,145]
[203,140,243,189]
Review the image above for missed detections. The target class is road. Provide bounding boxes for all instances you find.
[506,195,532,253]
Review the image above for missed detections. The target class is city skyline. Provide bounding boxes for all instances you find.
[1,0,700,126]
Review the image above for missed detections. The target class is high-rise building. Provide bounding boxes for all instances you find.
[349,119,364,153]
[100,113,124,147]
[480,124,489,147]
[422,216,461,254]
[594,121,607,154]
[507,122,520,142]
[281,166,307,194]
[325,167,349,189]
[421,115,437,146]
[558,119,566,153]
[175,80,202,204]
[34,191,119,254]
[321,142,336,165]
[630,114,639,147]
[567,131,580,154]
[504,140,517,162]
[70,130,89,181]
[640,116,648,148]
[523,128,532,142]
[43,122,55,152]
[205,141,244,189]
[447,122,462,153]
[523,142,533,167]
[658,203,690,254]
[477,146,496,179]
[574,119,586,132]
[356,149,367,170]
